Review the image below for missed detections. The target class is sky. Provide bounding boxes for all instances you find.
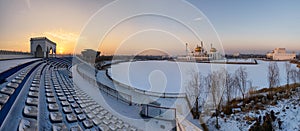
[0,0,299,55]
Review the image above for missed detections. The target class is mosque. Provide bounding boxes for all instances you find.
[177,41,223,62]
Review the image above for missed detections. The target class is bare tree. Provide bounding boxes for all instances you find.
[232,75,240,98]
[290,69,297,88]
[224,69,234,102]
[268,62,280,89]
[285,62,291,88]
[206,70,226,129]
[298,69,300,83]
[186,71,203,119]
[235,66,248,100]
[248,80,257,96]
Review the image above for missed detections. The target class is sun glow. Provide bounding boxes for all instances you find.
[58,48,64,54]
[29,29,79,54]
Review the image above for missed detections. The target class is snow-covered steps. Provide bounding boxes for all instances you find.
[0,61,43,127]
[0,57,141,130]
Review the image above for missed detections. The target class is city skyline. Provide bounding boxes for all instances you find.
[0,0,299,55]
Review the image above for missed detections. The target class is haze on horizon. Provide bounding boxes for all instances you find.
[0,0,299,55]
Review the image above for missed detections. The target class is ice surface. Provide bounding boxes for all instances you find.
[108,60,298,93]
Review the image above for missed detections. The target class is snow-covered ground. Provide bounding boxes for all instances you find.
[102,60,127,66]
[0,58,40,73]
[95,65,191,121]
[226,58,256,63]
[72,65,178,131]
[0,54,33,60]
[206,88,300,131]
[82,58,300,130]
[108,60,298,94]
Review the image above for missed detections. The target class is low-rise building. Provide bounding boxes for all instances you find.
[266,48,296,60]
[81,49,100,62]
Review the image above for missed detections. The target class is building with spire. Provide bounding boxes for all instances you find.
[177,41,223,62]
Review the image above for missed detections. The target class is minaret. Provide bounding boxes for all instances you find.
[185,43,188,56]
[201,41,204,53]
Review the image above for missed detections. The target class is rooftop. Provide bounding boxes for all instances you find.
[30,37,56,45]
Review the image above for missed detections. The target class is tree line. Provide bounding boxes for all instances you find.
[186,61,300,129]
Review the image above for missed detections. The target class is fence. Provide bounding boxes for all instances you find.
[105,69,187,98]
[140,104,177,121]
[0,50,31,55]
[76,60,191,122]
[76,63,132,105]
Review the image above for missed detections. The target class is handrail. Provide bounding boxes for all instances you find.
[105,69,187,98]
[76,63,132,105]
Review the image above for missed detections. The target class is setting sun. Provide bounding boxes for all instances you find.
[27,29,78,54]
[58,48,64,54]
[0,1,300,131]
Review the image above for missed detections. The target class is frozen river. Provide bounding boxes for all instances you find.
[108,60,298,93]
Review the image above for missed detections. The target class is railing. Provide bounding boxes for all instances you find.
[176,115,203,131]
[76,63,132,105]
[140,104,177,121]
[0,50,31,55]
[176,118,185,131]
[75,59,194,124]
[105,69,187,98]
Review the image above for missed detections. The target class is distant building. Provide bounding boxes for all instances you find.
[233,52,240,57]
[266,48,296,60]
[207,44,222,60]
[177,42,223,61]
[30,37,56,58]
[81,49,100,62]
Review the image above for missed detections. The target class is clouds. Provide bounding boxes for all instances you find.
[43,29,79,43]
[27,29,80,54]
[193,17,203,21]
[1,0,299,54]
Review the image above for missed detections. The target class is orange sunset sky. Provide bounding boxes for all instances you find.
[1,0,299,55]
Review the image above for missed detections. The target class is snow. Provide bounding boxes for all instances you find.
[102,60,127,66]
[96,67,191,120]
[108,60,298,94]
[205,89,300,131]
[226,58,256,63]
[79,58,300,130]
[72,65,177,130]
[0,58,40,73]
[0,54,32,60]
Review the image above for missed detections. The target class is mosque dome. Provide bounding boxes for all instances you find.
[210,47,217,52]
[195,45,202,52]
